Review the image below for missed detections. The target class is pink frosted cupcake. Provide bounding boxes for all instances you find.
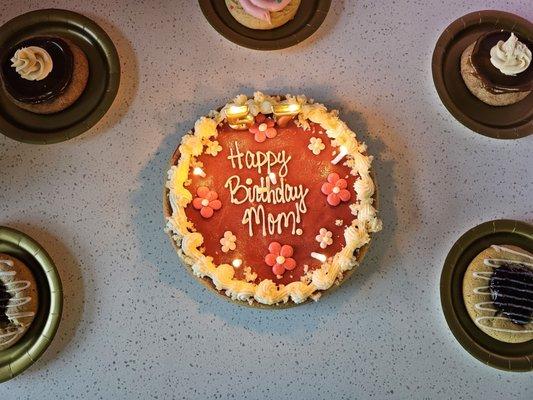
[225,0,301,30]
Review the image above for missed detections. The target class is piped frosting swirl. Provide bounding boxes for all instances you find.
[11,46,53,81]
[490,33,531,76]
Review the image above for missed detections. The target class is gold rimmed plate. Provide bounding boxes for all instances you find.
[0,9,120,144]
[432,10,532,139]
[440,219,533,371]
[198,0,331,50]
[0,226,62,382]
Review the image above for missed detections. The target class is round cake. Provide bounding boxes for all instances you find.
[164,92,381,307]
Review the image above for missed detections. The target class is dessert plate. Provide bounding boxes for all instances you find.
[0,9,120,144]
[440,219,533,371]
[198,0,331,50]
[0,226,62,382]
[432,10,532,139]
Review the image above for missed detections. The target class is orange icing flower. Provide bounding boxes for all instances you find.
[321,173,351,206]
[264,242,296,275]
[192,186,222,218]
[249,114,277,143]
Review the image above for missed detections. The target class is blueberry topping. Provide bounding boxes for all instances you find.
[0,281,12,327]
[489,263,533,325]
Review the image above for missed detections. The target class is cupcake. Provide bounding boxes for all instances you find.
[460,31,532,106]
[0,254,38,351]
[0,36,89,114]
[462,245,532,344]
[225,0,301,30]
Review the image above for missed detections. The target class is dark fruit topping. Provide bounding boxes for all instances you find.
[471,31,533,94]
[489,263,533,325]
[0,281,12,326]
[0,36,73,104]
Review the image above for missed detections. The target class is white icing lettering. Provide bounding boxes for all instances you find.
[225,142,309,237]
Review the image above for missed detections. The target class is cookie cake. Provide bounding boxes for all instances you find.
[463,245,533,343]
[164,92,381,307]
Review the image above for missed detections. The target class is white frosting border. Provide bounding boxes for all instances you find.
[165,92,382,305]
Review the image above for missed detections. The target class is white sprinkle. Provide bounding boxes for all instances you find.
[331,146,348,165]
[193,167,206,177]
[311,252,327,262]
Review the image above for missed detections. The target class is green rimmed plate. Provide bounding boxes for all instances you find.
[0,9,120,144]
[198,0,331,50]
[0,226,62,382]
[440,219,533,371]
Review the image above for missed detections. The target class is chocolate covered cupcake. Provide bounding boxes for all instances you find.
[0,36,89,114]
[460,31,532,106]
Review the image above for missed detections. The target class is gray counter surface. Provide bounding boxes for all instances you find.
[1,1,532,398]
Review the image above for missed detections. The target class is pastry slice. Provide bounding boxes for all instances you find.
[0,253,38,351]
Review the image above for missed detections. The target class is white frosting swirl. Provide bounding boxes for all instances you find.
[10,46,53,81]
[354,175,375,201]
[255,280,287,305]
[352,203,374,223]
[490,33,531,76]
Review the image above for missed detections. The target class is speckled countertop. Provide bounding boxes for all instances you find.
[0,1,532,399]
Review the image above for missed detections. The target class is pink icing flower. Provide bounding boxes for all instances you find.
[321,173,351,206]
[249,114,277,143]
[264,242,296,276]
[238,0,292,23]
[192,186,222,218]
